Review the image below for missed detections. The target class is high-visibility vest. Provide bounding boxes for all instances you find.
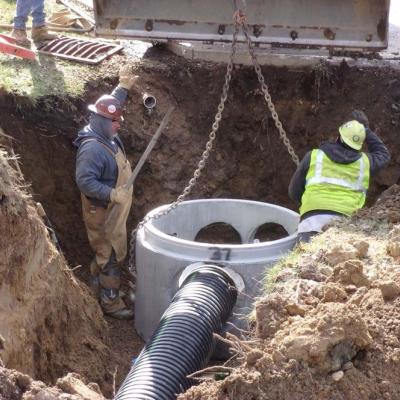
[300,149,370,217]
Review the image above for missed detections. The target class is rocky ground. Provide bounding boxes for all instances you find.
[180,186,400,400]
[0,367,108,400]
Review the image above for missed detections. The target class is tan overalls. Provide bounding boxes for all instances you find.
[81,140,133,312]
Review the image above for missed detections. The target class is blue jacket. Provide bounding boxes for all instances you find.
[74,86,128,208]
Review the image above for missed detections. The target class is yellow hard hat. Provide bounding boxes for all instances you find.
[338,120,366,151]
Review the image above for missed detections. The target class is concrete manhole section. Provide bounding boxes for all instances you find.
[135,198,300,342]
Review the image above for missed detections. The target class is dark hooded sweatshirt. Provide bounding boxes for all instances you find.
[74,86,128,208]
[288,128,390,219]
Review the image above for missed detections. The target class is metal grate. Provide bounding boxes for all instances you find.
[37,36,123,64]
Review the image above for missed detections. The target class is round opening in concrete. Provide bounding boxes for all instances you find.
[253,222,288,242]
[195,222,242,244]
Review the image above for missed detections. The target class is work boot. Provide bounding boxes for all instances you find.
[105,307,134,320]
[101,288,134,320]
[11,29,31,48]
[31,26,58,47]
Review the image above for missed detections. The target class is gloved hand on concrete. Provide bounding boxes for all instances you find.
[110,185,131,204]
[119,65,139,91]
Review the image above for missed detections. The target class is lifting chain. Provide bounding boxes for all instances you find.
[236,10,300,166]
[128,23,240,275]
[128,9,300,276]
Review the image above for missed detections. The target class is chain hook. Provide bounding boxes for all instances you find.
[233,9,247,26]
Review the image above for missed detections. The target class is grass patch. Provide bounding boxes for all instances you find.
[263,246,303,293]
[0,0,101,100]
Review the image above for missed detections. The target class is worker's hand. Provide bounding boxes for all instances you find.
[110,185,131,204]
[350,110,369,129]
[119,65,139,91]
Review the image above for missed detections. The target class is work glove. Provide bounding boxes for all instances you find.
[350,110,369,129]
[119,65,139,91]
[110,185,131,204]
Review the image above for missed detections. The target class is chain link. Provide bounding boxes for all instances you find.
[128,11,300,275]
[240,20,300,166]
[128,24,240,275]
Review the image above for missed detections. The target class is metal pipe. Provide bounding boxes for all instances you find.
[56,0,95,25]
[115,265,238,400]
[142,92,157,110]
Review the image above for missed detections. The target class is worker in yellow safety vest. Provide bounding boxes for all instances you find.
[289,110,390,243]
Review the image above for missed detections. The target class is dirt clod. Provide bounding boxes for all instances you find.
[351,240,370,258]
[379,281,400,301]
[325,244,359,266]
[255,293,289,339]
[322,283,348,303]
[273,303,372,373]
[56,373,104,400]
[328,260,370,288]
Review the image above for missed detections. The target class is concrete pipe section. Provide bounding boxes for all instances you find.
[135,199,299,350]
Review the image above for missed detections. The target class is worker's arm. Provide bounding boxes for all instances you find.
[75,143,113,202]
[111,65,139,106]
[111,86,128,107]
[365,128,390,176]
[288,151,312,203]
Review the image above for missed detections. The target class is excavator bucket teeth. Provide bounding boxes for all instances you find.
[93,0,390,51]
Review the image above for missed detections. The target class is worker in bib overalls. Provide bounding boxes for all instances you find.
[74,66,137,319]
[289,110,390,243]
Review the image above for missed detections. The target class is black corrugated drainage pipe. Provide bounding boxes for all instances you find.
[115,264,238,400]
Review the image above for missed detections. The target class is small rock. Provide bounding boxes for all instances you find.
[16,373,32,390]
[392,103,400,112]
[246,349,264,366]
[379,281,400,301]
[344,285,357,294]
[380,380,391,390]
[351,241,369,258]
[349,286,369,305]
[391,348,400,363]
[272,349,286,363]
[331,370,344,382]
[387,242,400,257]
[342,361,354,371]
[285,303,306,317]
[389,212,400,224]
[275,268,297,283]
[319,266,333,277]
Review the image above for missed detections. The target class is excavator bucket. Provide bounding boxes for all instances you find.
[93,0,390,51]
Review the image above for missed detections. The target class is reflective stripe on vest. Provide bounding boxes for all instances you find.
[306,150,367,194]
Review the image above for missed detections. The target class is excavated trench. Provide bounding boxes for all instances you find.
[1,50,400,396]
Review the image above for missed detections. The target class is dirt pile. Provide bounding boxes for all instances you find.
[0,149,112,393]
[0,367,105,400]
[180,187,400,400]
